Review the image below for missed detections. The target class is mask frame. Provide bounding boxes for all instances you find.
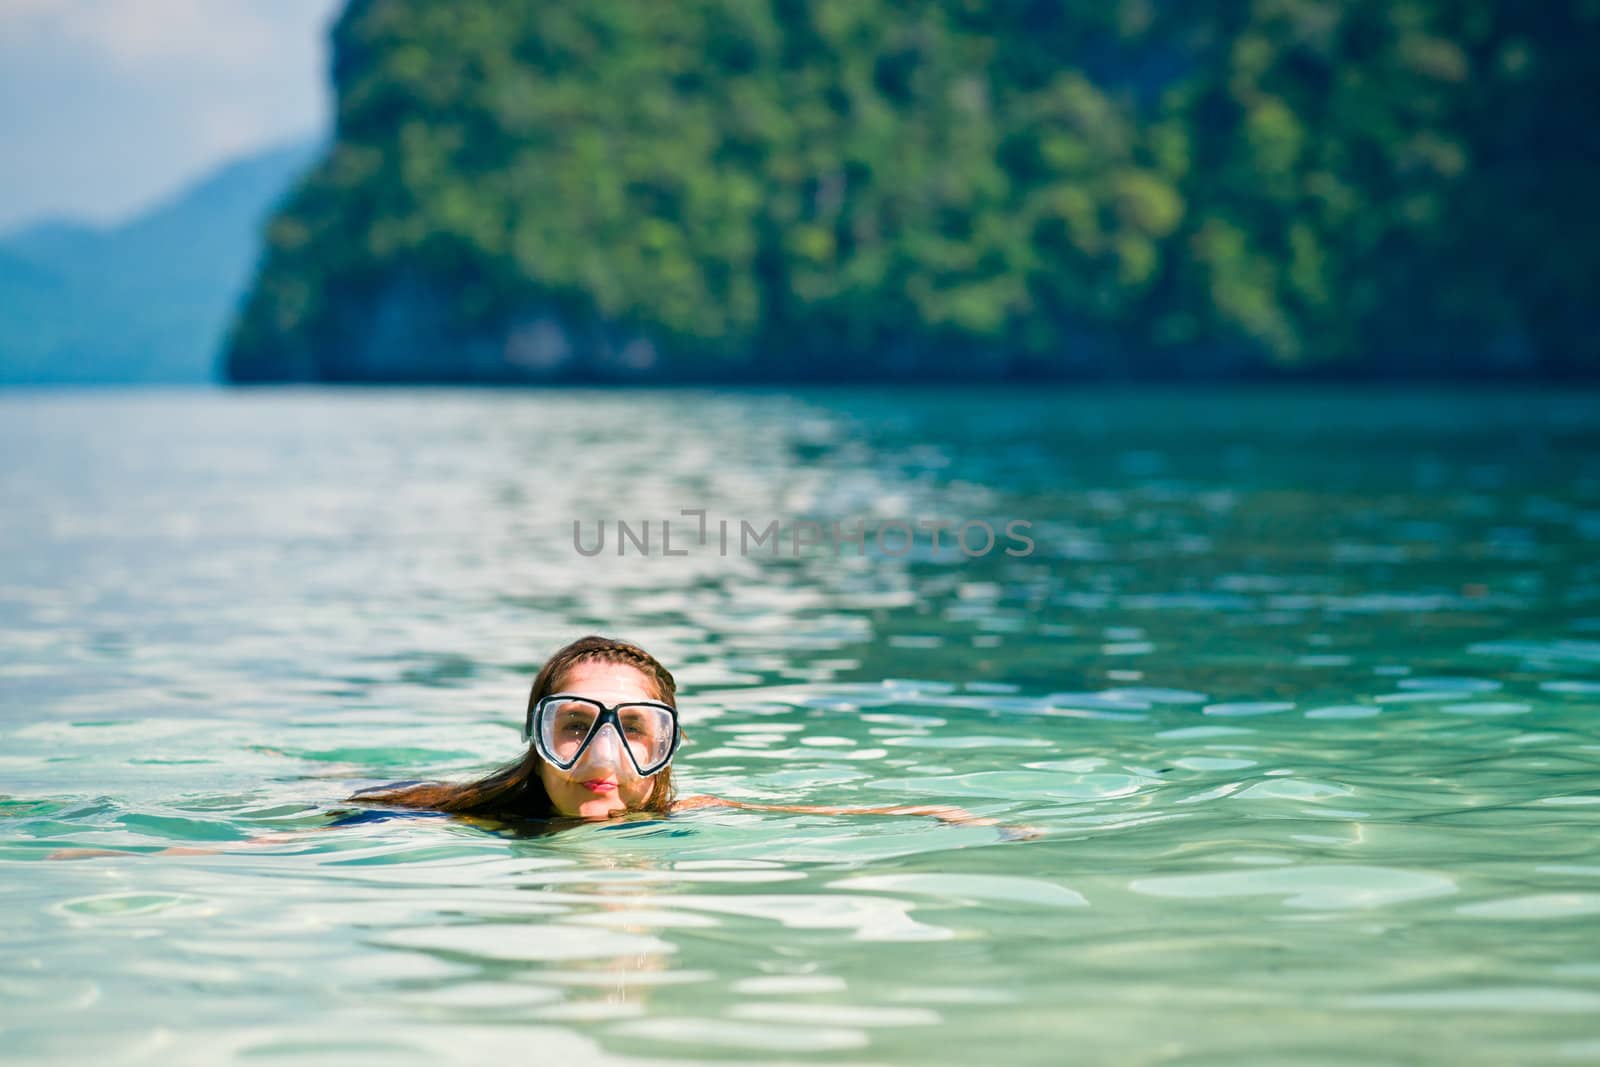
[525,693,682,778]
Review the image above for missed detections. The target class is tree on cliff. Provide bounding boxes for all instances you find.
[226,0,1600,383]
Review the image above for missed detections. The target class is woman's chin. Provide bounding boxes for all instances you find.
[570,795,626,819]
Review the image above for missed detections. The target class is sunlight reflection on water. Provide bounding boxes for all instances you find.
[1,386,1599,1064]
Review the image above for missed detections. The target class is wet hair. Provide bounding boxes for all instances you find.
[344,635,678,819]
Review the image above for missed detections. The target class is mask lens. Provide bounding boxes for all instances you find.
[540,699,599,764]
[533,697,678,776]
[617,704,676,773]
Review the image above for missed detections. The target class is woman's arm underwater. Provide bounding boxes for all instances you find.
[45,828,327,860]
[671,793,1041,836]
[672,793,994,823]
[44,805,447,860]
[44,796,1041,858]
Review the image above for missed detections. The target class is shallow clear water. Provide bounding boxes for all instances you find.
[2,385,1599,1065]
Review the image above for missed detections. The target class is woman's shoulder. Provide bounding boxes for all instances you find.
[327,780,447,827]
[325,806,454,828]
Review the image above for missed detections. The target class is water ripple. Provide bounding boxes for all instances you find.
[4,387,1600,1064]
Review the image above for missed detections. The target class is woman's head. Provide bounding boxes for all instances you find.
[345,635,679,821]
[525,634,678,711]
[526,636,679,818]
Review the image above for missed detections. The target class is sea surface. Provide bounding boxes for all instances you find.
[2,385,1599,1065]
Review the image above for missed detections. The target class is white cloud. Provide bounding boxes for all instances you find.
[0,0,333,67]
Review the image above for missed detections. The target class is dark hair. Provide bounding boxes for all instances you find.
[346,635,679,819]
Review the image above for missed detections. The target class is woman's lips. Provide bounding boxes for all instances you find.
[580,779,618,793]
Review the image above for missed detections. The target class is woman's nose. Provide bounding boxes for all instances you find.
[587,723,623,759]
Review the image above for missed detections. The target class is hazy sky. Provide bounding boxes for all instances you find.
[0,0,342,233]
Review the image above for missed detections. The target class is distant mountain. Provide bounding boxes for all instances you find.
[0,139,320,384]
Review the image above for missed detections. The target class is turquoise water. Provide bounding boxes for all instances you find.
[2,386,1599,1065]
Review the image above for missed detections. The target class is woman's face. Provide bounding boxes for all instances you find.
[536,659,663,818]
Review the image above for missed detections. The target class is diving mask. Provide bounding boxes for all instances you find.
[525,693,681,779]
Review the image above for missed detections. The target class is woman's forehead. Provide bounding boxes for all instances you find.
[557,658,657,699]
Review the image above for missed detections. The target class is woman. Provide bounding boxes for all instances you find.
[49,635,1013,859]
[349,634,1003,828]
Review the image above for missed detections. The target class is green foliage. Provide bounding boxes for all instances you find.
[227,0,1600,381]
